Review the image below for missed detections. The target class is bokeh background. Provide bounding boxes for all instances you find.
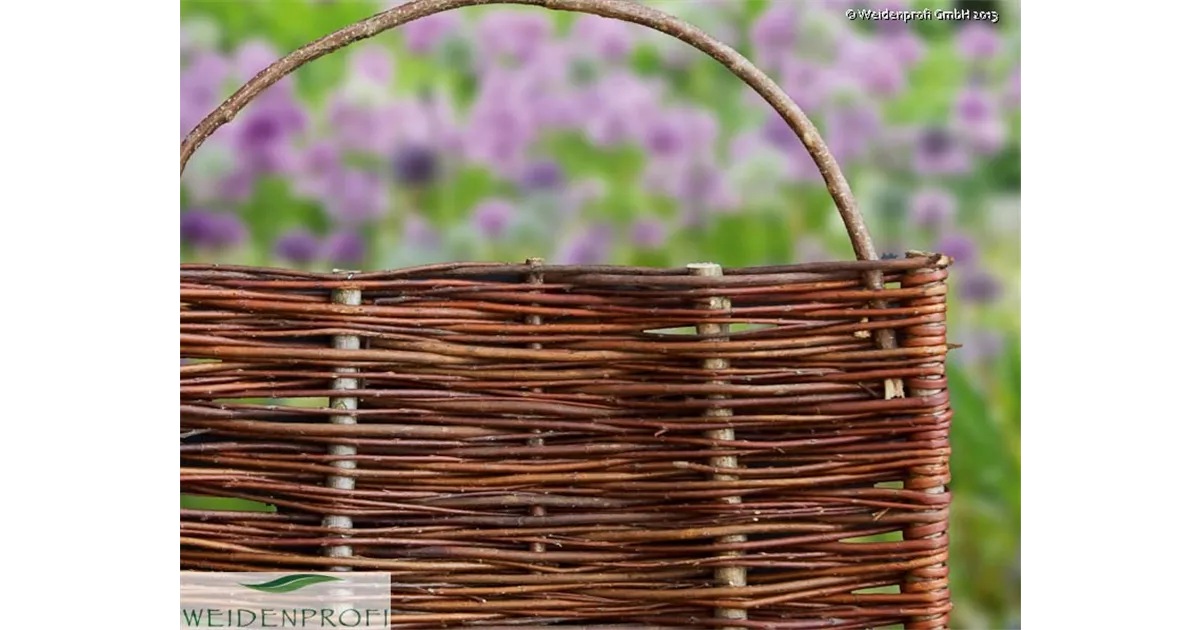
[180,0,1020,627]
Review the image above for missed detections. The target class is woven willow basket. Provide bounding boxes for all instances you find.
[180,1,954,628]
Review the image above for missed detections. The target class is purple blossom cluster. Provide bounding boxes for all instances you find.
[181,0,1018,360]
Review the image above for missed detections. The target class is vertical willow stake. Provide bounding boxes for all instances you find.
[687,263,746,626]
[524,258,548,555]
[325,272,362,568]
[900,252,952,630]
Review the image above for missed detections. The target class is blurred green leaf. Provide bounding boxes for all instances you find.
[439,166,500,225]
[550,8,576,32]
[743,0,771,20]
[947,363,1019,510]
[630,249,672,268]
[947,362,993,491]
[629,44,662,76]
[986,145,1021,193]
[794,185,837,233]
[886,40,968,124]
[754,212,794,264]
[1006,340,1020,415]
[601,188,638,224]
[546,134,645,195]
[180,494,277,513]
[704,214,779,267]
[243,176,305,265]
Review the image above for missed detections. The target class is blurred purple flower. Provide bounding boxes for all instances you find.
[391,144,442,187]
[220,41,304,172]
[935,232,978,266]
[234,39,274,80]
[959,270,1002,304]
[349,45,394,85]
[181,114,239,203]
[826,102,882,163]
[912,126,972,175]
[630,218,667,249]
[965,118,1008,155]
[535,89,587,130]
[643,116,687,158]
[955,87,998,125]
[233,98,306,174]
[462,106,533,176]
[476,11,553,66]
[956,23,1003,60]
[236,39,278,80]
[402,11,462,54]
[729,130,788,178]
[488,45,575,130]
[838,36,907,98]
[1007,67,1021,108]
[180,51,231,137]
[563,177,608,216]
[292,141,341,199]
[328,97,392,156]
[659,162,739,227]
[570,15,635,62]
[959,328,1003,364]
[521,160,565,191]
[181,209,247,250]
[880,29,926,68]
[870,0,916,35]
[581,72,664,147]
[909,187,958,228]
[471,199,516,239]
[461,72,544,174]
[403,215,441,249]
[234,40,289,88]
[218,170,254,203]
[762,115,797,151]
[324,169,388,226]
[777,58,832,112]
[325,230,367,266]
[556,224,615,264]
[954,87,1007,155]
[274,228,322,264]
[386,94,462,153]
[750,2,800,70]
[641,107,718,161]
[753,120,824,184]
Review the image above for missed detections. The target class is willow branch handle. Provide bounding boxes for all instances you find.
[179,0,882,262]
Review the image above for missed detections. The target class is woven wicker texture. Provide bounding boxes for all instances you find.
[180,1,954,627]
[181,257,952,629]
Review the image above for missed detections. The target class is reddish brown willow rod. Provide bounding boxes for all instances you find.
[178,0,904,397]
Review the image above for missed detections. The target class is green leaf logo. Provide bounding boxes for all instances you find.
[239,574,343,593]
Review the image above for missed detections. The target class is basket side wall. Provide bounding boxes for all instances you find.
[180,258,952,629]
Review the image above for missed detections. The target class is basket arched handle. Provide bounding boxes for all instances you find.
[179,0,883,262]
